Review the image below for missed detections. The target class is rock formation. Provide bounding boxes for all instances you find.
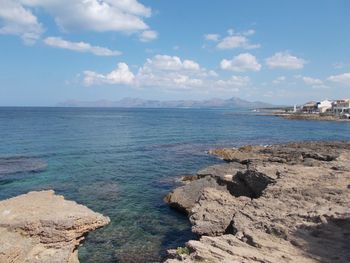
[165,141,350,263]
[0,190,110,263]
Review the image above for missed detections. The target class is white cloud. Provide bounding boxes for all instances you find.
[243,29,255,36]
[215,76,250,91]
[21,0,151,32]
[143,55,201,72]
[139,30,158,42]
[266,51,306,70]
[135,55,205,89]
[0,0,153,43]
[220,53,261,72]
[28,0,151,32]
[217,36,260,49]
[0,0,43,44]
[204,34,220,42]
[302,76,323,85]
[215,29,260,50]
[328,73,350,86]
[82,54,250,92]
[84,63,135,86]
[227,28,234,35]
[272,76,286,84]
[44,37,121,56]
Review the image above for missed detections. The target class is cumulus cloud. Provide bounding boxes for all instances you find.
[21,0,151,32]
[135,55,205,89]
[0,0,43,44]
[84,63,135,86]
[328,73,350,86]
[214,29,260,50]
[266,51,306,69]
[242,29,255,36]
[220,53,261,72]
[44,37,121,56]
[217,36,260,49]
[0,0,153,43]
[302,76,323,85]
[204,34,220,42]
[139,30,158,42]
[83,54,250,92]
[142,55,201,71]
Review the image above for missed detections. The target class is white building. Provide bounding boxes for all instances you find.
[317,100,332,113]
[332,99,350,114]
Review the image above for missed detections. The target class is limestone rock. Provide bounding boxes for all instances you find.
[190,188,250,236]
[164,176,228,214]
[165,141,350,263]
[0,190,110,263]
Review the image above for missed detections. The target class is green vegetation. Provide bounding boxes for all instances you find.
[176,246,190,255]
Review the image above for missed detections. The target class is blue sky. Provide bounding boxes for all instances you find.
[0,0,350,106]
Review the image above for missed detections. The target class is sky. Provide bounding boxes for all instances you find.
[0,0,350,106]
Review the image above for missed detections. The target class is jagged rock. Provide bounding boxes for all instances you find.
[235,169,276,198]
[164,176,228,214]
[0,190,110,263]
[165,162,277,215]
[209,147,266,163]
[190,188,250,236]
[196,162,246,181]
[165,141,350,263]
[210,141,347,165]
[197,163,260,197]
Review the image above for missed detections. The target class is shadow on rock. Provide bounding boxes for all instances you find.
[292,217,350,263]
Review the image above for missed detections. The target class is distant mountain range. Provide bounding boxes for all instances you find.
[57,97,274,109]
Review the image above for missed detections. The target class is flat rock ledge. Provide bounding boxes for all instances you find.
[165,141,350,263]
[0,190,110,263]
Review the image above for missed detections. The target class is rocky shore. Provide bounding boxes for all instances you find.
[0,190,110,263]
[259,111,347,122]
[274,113,343,121]
[165,141,350,262]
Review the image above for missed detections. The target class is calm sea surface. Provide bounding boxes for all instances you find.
[1,107,350,262]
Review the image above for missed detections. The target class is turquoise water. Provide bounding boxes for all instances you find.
[1,107,350,262]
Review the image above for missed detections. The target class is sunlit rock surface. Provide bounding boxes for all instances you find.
[165,141,350,263]
[0,190,110,263]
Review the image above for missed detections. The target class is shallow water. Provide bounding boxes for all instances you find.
[0,107,349,262]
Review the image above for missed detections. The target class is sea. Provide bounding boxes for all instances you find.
[1,107,350,262]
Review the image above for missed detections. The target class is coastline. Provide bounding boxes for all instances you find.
[1,141,350,262]
[253,106,350,122]
[258,111,349,122]
[164,141,350,262]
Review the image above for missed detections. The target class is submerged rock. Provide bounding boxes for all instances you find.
[0,156,47,176]
[165,141,350,263]
[0,190,110,263]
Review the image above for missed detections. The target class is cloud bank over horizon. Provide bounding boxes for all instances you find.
[0,0,349,105]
